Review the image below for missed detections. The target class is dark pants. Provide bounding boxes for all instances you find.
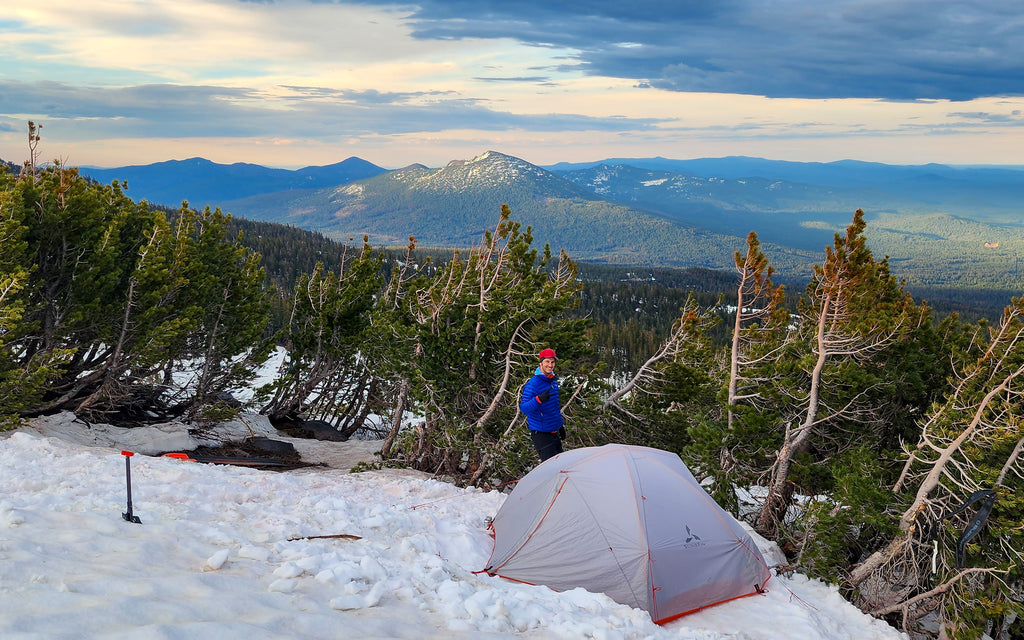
[531,430,563,462]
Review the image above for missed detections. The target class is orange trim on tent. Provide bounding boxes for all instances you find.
[652,586,768,625]
[490,574,539,587]
[646,549,658,620]
[488,572,771,626]
[483,474,570,575]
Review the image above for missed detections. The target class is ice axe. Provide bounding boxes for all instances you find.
[121,450,142,524]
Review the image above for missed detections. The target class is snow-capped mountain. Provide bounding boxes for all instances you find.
[217,150,776,272]
[396,151,575,192]
[371,151,598,198]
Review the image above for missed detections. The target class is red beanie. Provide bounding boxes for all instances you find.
[538,348,557,360]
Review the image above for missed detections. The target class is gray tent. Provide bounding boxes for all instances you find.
[482,444,772,624]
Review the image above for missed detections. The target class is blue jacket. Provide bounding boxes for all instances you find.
[520,368,564,432]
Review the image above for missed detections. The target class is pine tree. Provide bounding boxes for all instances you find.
[11,164,162,416]
[727,231,788,429]
[0,166,71,426]
[259,237,382,433]
[171,206,274,419]
[849,296,1024,639]
[379,205,587,483]
[755,210,922,538]
[4,162,272,422]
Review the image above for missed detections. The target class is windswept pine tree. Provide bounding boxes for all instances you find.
[754,210,924,538]
[259,238,383,435]
[0,158,273,423]
[377,205,590,482]
[0,162,72,425]
[848,296,1024,639]
[727,231,789,430]
[161,204,274,419]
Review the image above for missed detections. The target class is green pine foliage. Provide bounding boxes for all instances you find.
[0,167,72,427]
[12,165,166,418]
[258,238,384,434]
[377,205,590,482]
[795,446,903,584]
[169,205,275,419]
[0,163,272,423]
[587,296,724,469]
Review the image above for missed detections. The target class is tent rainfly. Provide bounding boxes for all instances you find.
[482,444,772,624]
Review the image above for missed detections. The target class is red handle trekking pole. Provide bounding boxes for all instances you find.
[121,451,142,524]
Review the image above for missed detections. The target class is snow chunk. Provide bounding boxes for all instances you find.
[204,548,230,571]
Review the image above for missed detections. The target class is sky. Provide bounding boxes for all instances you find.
[1,0,1023,170]
[3,411,909,640]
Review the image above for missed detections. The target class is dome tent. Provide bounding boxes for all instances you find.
[482,444,772,624]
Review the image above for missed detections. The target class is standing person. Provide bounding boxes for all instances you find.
[520,348,566,462]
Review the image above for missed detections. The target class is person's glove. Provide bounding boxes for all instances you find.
[558,426,566,440]
[537,389,551,402]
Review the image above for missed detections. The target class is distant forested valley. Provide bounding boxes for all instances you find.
[221,214,1014,368]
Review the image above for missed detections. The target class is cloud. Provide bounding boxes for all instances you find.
[0,80,664,140]
[355,0,1024,101]
[948,110,1024,125]
[472,76,551,83]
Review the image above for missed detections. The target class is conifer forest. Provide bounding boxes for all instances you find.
[2,160,1022,640]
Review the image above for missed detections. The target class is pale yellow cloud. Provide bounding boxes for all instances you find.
[1,0,566,93]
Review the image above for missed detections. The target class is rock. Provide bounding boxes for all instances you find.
[247,436,297,454]
[299,420,348,442]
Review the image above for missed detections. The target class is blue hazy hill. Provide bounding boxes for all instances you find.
[79,156,388,210]
[545,156,1024,188]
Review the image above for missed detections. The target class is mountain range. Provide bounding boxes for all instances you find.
[81,156,387,206]
[69,151,1024,290]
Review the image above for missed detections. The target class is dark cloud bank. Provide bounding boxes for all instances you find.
[366,0,1024,101]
